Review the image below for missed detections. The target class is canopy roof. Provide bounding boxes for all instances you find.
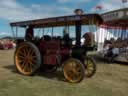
[101,8,128,27]
[10,14,103,28]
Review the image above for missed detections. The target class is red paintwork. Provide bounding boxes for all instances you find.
[43,55,57,65]
[60,48,70,63]
[39,39,70,65]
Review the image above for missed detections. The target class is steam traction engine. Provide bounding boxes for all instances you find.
[10,13,103,83]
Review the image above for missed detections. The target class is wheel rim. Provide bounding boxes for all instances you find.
[63,59,84,83]
[84,58,94,76]
[15,45,38,75]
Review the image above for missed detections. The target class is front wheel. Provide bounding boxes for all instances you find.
[83,57,96,77]
[63,58,85,83]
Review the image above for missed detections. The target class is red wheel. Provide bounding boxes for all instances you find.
[14,42,41,76]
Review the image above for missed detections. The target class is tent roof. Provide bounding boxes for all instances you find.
[101,8,128,27]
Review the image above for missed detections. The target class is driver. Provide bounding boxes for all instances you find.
[25,26,34,41]
[82,32,94,47]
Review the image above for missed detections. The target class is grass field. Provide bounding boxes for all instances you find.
[0,49,128,96]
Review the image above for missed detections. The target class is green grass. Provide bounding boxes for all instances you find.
[0,50,128,96]
[0,75,112,96]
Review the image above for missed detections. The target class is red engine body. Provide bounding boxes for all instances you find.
[39,39,70,65]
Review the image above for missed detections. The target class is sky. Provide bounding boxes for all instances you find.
[0,0,127,37]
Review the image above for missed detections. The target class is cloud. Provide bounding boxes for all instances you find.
[0,0,75,22]
[0,32,11,36]
[0,32,8,35]
[58,0,89,3]
[0,0,38,21]
[91,0,128,13]
[0,0,127,22]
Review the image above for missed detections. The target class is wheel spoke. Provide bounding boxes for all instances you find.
[72,71,80,80]
[18,50,26,56]
[28,59,33,65]
[85,60,93,69]
[72,68,79,76]
[64,64,71,71]
[23,46,29,56]
[29,64,32,72]
[29,48,35,56]
[31,55,37,58]
[22,61,27,72]
[20,47,27,56]
[27,48,33,56]
[28,48,32,55]
[26,46,29,52]
[87,64,93,67]
[76,65,81,70]
[26,63,31,72]
[73,64,81,76]
[28,60,35,67]
[18,55,25,59]
[23,59,31,72]
[21,61,26,70]
[27,63,32,72]
[18,59,24,65]
[86,70,92,74]
[30,58,36,64]
[68,71,74,79]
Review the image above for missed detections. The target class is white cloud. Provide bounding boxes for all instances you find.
[0,32,10,36]
[58,0,89,3]
[0,0,127,22]
[0,0,75,22]
[0,0,39,21]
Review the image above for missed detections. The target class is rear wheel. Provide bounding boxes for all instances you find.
[63,58,85,83]
[14,42,41,76]
[83,57,96,77]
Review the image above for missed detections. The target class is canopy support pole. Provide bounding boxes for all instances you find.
[52,27,54,37]
[75,21,81,46]
[16,26,18,39]
[11,27,15,40]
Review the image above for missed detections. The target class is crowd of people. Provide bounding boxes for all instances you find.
[0,39,16,49]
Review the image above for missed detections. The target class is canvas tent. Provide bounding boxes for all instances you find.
[94,28,117,51]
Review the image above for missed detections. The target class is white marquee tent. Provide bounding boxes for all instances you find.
[94,28,117,51]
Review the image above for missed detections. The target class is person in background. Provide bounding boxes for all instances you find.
[62,27,71,47]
